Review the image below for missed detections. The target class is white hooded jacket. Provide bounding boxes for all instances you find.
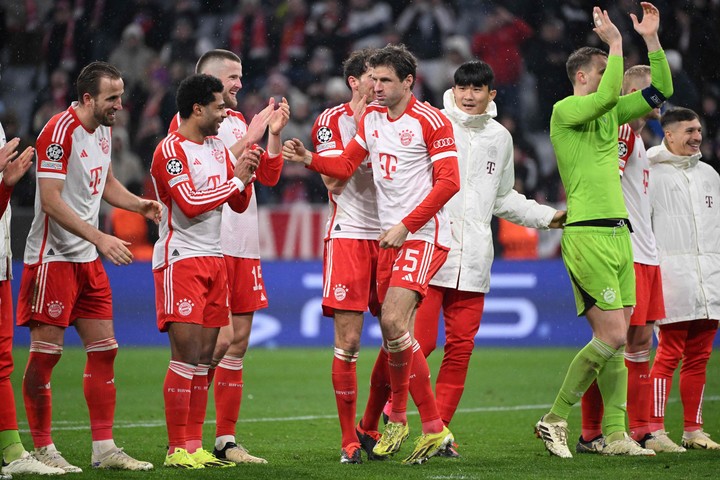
[431,89,556,293]
[648,141,720,324]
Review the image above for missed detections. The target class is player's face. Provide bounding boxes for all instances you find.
[199,92,227,137]
[357,68,375,103]
[214,59,242,110]
[372,65,411,110]
[584,55,607,94]
[452,84,496,115]
[92,77,124,127]
[666,119,702,156]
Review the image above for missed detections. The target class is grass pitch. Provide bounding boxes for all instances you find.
[9,346,720,479]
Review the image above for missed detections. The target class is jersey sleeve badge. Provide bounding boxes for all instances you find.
[46,143,64,161]
[317,126,333,143]
[166,158,184,175]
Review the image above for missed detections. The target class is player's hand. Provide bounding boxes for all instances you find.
[234,146,261,185]
[138,199,162,224]
[549,210,567,229]
[592,7,621,47]
[282,139,310,164]
[97,233,134,266]
[349,94,367,125]
[0,138,23,173]
[245,98,275,145]
[378,223,409,249]
[268,97,290,135]
[1,145,34,187]
[631,2,660,40]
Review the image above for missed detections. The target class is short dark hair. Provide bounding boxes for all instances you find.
[369,44,417,88]
[342,48,374,89]
[76,61,122,100]
[660,107,700,129]
[195,49,241,74]
[454,60,495,90]
[566,47,607,84]
[176,74,224,119]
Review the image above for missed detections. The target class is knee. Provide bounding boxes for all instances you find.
[214,337,232,359]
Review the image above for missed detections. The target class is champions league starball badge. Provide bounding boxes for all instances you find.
[166,158,184,175]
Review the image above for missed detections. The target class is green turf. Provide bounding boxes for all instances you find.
[9,346,720,479]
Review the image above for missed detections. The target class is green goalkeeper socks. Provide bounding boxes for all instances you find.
[550,337,616,420]
[597,348,628,437]
[0,429,24,463]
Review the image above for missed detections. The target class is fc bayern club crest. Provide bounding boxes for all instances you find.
[316,126,333,143]
[166,158,184,175]
[99,137,110,155]
[46,143,64,161]
[399,129,414,146]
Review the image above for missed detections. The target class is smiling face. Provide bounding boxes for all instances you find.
[90,77,124,127]
[452,84,496,115]
[665,118,702,156]
[204,59,242,110]
[198,92,227,137]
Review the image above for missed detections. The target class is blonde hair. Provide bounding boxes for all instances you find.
[622,65,650,95]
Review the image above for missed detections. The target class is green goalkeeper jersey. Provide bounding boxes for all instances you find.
[550,49,672,224]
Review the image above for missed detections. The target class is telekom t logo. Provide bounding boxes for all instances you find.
[486,161,496,174]
[208,175,221,189]
[707,195,714,208]
[89,167,103,195]
[643,169,649,194]
[379,153,397,180]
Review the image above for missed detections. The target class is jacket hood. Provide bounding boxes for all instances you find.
[647,140,701,169]
[443,88,497,128]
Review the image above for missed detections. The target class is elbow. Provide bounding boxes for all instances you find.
[328,185,345,196]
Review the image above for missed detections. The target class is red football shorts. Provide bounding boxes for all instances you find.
[631,262,666,326]
[17,259,113,327]
[376,240,448,304]
[224,256,269,314]
[154,256,230,332]
[322,238,380,317]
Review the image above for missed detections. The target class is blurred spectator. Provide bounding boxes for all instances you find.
[305,0,346,68]
[159,14,212,71]
[524,16,573,131]
[111,127,146,187]
[471,6,533,120]
[274,0,308,69]
[41,0,87,80]
[29,67,73,137]
[664,49,700,111]
[427,35,474,101]
[498,218,539,260]
[226,0,271,88]
[132,64,175,166]
[288,46,335,101]
[130,0,168,51]
[663,2,720,87]
[396,0,455,105]
[109,23,157,94]
[342,0,393,50]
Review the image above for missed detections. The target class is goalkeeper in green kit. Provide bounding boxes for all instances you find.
[534,3,672,458]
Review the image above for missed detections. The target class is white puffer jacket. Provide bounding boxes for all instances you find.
[431,89,556,293]
[648,141,720,324]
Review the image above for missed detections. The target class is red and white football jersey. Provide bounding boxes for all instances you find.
[618,123,659,265]
[312,103,380,240]
[169,110,281,258]
[150,131,249,270]
[25,105,112,265]
[356,96,456,247]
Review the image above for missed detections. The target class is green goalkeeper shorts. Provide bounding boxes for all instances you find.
[561,224,635,316]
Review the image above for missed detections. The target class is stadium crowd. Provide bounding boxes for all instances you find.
[0,0,719,212]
